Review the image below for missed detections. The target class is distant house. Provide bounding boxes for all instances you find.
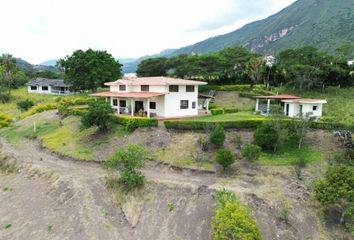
[91,76,208,118]
[255,94,327,119]
[27,78,71,95]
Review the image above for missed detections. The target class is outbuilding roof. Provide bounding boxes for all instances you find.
[255,94,301,100]
[281,98,327,104]
[105,76,207,86]
[27,78,71,87]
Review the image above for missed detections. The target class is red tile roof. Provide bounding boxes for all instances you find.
[282,98,327,103]
[255,94,301,100]
[91,92,165,98]
[105,76,207,86]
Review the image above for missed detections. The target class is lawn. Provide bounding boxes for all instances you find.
[211,91,255,110]
[191,112,266,122]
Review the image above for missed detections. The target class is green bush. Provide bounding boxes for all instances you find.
[112,115,158,131]
[210,125,225,148]
[0,113,12,128]
[223,107,239,114]
[199,84,265,92]
[254,122,279,152]
[293,157,308,179]
[198,137,210,151]
[212,190,263,240]
[211,108,224,115]
[164,119,268,130]
[16,99,34,112]
[25,103,58,117]
[104,145,149,191]
[216,148,235,170]
[81,101,113,130]
[234,135,243,149]
[241,144,261,162]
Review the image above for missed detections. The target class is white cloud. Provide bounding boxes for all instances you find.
[0,0,295,64]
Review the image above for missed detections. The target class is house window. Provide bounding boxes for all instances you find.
[119,85,126,91]
[313,106,318,111]
[119,100,126,107]
[169,85,179,92]
[192,102,196,109]
[180,100,189,109]
[30,86,37,90]
[141,85,149,92]
[150,102,156,109]
[186,85,195,92]
[42,86,49,91]
[113,99,118,106]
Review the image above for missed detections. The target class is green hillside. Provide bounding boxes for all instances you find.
[170,0,354,56]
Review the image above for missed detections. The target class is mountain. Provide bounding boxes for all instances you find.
[124,0,354,73]
[15,58,60,73]
[39,59,58,66]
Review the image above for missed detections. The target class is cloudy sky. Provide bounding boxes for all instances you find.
[0,0,295,64]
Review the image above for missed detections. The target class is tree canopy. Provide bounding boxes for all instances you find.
[58,49,122,91]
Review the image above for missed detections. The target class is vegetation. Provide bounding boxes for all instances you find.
[209,125,225,148]
[58,49,122,91]
[241,144,261,163]
[104,145,149,191]
[234,135,243,149]
[81,101,114,131]
[254,121,279,152]
[216,149,235,170]
[16,99,34,112]
[0,113,12,128]
[212,189,262,240]
[292,157,308,179]
[315,164,354,234]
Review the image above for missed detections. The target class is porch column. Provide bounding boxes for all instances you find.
[105,97,108,102]
[147,98,150,118]
[130,99,134,116]
[117,98,120,115]
[266,99,271,115]
[206,99,210,112]
[255,98,259,112]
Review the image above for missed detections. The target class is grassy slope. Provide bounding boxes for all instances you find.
[211,91,255,110]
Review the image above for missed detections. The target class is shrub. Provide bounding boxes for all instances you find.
[198,137,209,151]
[81,101,113,130]
[25,103,58,117]
[164,119,268,130]
[254,121,279,152]
[16,99,34,112]
[210,125,225,148]
[212,189,262,240]
[0,113,12,128]
[112,115,158,131]
[293,158,308,179]
[314,164,354,233]
[234,135,243,149]
[211,108,224,115]
[0,93,10,103]
[216,148,235,170]
[104,145,149,191]
[241,144,261,162]
[223,107,239,114]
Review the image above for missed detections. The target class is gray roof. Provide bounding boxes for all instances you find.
[27,78,71,87]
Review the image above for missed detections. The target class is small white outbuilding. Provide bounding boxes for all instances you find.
[255,94,327,120]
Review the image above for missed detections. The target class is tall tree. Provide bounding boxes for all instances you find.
[58,49,122,91]
[136,57,168,77]
[0,54,17,95]
[246,57,266,87]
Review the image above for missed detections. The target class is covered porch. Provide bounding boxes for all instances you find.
[91,92,165,118]
[254,94,301,116]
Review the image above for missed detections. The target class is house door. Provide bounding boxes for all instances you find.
[135,101,144,113]
[286,104,289,116]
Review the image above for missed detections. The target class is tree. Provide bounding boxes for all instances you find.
[58,49,122,91]
[81,101,113,131]
[0,54,17,95]
[254,122,279,152]
[17,99,34,112]
[216,148,235,170]
[288,116,313,149]
[212,189,263,240]
[314,164,354,229]
[241,144,261,162]
[209,125,225,148]
[292,158,308,179]
[246,57,266,87]
[137,57,168,77]
[104,145,149,191]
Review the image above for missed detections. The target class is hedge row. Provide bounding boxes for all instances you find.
[239,89,275,98]
[23,103,58,117]
[164,118,354,131]
[211,107,240,115]
[112,115,158,131]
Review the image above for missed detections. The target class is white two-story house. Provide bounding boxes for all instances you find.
[91,76,208,118]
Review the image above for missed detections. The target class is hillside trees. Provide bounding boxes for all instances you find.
[246,57,266,87]
[81,101,114,131]
[136,57,168,77]
[0,54,17,98]
[58,49,122,91]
